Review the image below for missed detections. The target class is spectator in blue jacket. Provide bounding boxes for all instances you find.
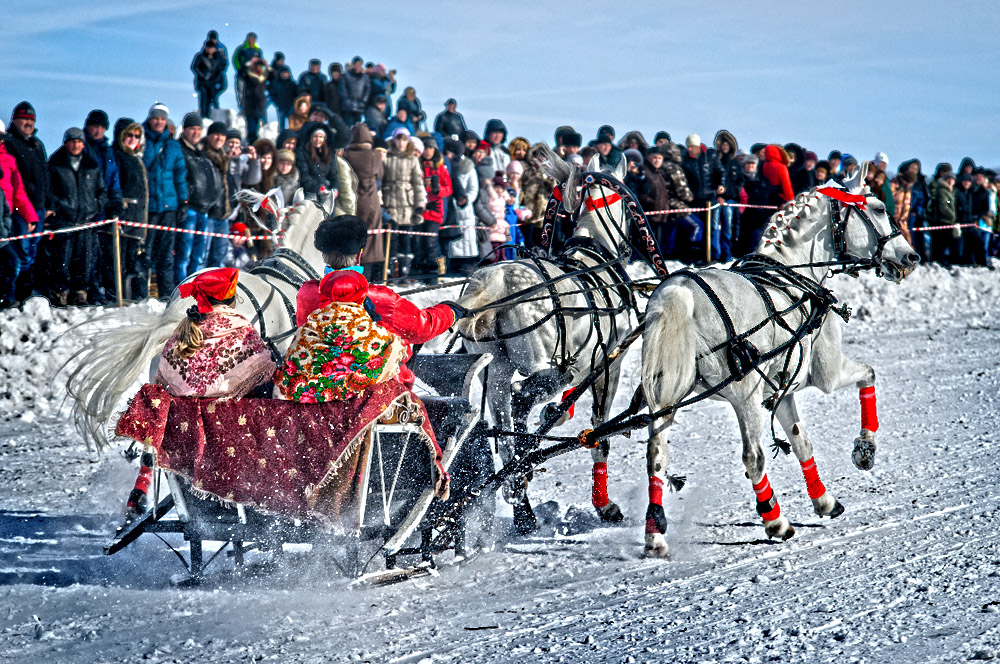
[383,108,415,141]
[142,103,187,300]
[369,64,396,116]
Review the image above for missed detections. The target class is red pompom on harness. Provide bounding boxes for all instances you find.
[752,474,781,522]
[859,385,879,432]
[592,462,609,508]
[799,457,827,500]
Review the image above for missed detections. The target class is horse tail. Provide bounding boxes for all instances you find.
[642,285,697,417]
[63,299,188,452]
[453,267,507,342]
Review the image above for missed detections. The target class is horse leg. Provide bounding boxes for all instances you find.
[590,362,624,523]
[644,412,673,557]
[488,359,540,535]
[774,395,844,518]
[735,402,794,541]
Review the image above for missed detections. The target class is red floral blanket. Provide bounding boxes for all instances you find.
[115,382,443,532]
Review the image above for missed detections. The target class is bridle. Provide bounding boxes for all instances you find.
[819,186,903,278]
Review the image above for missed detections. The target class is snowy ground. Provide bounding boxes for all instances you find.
[2,264,1000,663]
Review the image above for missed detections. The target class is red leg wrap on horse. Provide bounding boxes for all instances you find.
[592,462,609,508]
[648,476,664,506]
[799,457,826,500]
[859,386,878,432]
[752,474,781,521]
[562,389,575,419]
[133,466,153,494]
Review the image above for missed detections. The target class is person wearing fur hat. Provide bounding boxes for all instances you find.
[288,94,312,133]
[111,118,150,299]
[343,124,384,276]
[618,130,650,156]
[381,129,427,278]
[519,143,555,238]
[434,99,467,138]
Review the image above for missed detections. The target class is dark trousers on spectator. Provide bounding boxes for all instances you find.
[42,226,97,298]
[146,210,178,300]
[11,207,45,299]
[197,84,215,118]
[0,243,19,302]
[413,221,441,273]
[245,112,263,143]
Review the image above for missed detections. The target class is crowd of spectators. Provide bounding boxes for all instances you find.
[1,29,997,310]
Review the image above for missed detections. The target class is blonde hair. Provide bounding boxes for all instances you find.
[175,313,205,358]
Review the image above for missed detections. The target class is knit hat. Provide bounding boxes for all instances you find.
[276,149,295,163]
[506,160,524,175]
[207,121,227,136]
[942,172,956,181]
[182,112,202,129]
[459,129,479,144]
[445,98,457,107]
[743,154,759,166]
[391,126,411,139]
[804,151,818,163]
[595,133,613,146]
[474,140,491,154]
[624,148,643,164]
[147,102,169,120]
[750,143,766,154]
[828,150,843,161]
[329,62,342,75]
[653,131,671,144]
[85,109,109,129]
[226,128,242,141]
[842,154,857,168]
[685,134,701,148]
[597,124,615,140]
[11,101,35,122]
[409,136,424,155]
[444,138,465,157]
[62,127,85,143]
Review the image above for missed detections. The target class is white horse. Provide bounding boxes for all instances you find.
[65,191,327,450]
[456,148,638,530]
[637,164,920,557]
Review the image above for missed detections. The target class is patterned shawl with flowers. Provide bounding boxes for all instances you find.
[275,301,406,402]
[155,306,276,399]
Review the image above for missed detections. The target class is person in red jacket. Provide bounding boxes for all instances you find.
[417,141,453,279]
[296,215,463,388]
[761,144,795,204]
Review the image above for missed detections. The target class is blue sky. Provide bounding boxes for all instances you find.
[4,1,999,172]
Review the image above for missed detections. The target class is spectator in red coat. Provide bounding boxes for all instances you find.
[761,144,795,204]
[418,141,453,278]
[295,216,462,388]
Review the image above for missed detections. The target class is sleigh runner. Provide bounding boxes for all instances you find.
[106,353,495,582]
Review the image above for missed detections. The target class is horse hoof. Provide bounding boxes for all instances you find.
[852,436,877,471]
[643,534,670,559]
[595,502,624,523]
[765,518,794,541]
[827,500,845,519]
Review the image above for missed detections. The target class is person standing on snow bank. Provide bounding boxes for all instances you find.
[232,32,262,112]
[142,102,188,301]
[191,39,227,119]
[339,56,371,126]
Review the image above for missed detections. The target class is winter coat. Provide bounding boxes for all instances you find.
[47,146,107,228]
[681,147,724,201]
[274,167,300,205]
[434,110,467,138]
[4,126,49,210]
[268,66,298,113]
[483,119,510,175]
[617,130,650,155]
[473,155,498,230]
[323,78,343,115]
[241,62,269,117]
[520,144,555,225]
[0,189,11,250]
[955,185,975,225]
[142,121,187,213]
[343,124,385,262]
[0,140,39,222]
[295,122,340,196]
[191,49,226,89]
[448,155,480,259]
[383,117,415,141]
[713,131,744,200]
[112,120,148,231]
[339,70,371,115]
[297,70,327,101]
[381,142,426,226]
[421,151,453,224]
[232,40,262,73]
[179,138,219,214]
[84,135,122,215]
[932,180,956,225]
[760,145,794,203]
[333,155,357,217]
[890,175,913,228]
[639,145,693,221]
[199,140,232,219]
[397,96,424,128]
[364,105,389,139]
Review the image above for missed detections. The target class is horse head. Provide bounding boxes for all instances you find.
[841,164,920,283]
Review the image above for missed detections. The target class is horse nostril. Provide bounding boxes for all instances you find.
[906,252,921,265]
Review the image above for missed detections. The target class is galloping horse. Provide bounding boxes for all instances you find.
[456,147,640,531]
[65,191,327,450]
[637,164,919,557]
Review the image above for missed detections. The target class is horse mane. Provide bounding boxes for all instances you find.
[532,143,581,211]
[762,182,875,247]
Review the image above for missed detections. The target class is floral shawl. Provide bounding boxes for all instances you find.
[275,301,406,402]
[155,306,276,399]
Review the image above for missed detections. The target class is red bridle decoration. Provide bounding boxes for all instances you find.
[860,385,879,432]
[584,192,622,211]
[817,186,867,210]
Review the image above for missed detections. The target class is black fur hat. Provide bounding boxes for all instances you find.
[314,215,369,255]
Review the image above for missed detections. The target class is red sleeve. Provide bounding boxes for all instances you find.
[368,285,456,344]
[778,165,794,202]
[438,164,453,199]
[295,279,321,327]
[10,166,39,223]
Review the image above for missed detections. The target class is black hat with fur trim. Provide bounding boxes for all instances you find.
[563,131,582,148]
[314,215,369,256]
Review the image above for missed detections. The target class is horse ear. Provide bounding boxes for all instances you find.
[586,153,601,173]
[292,188,305,205]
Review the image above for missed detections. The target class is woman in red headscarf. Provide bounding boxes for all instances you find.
[155,267,276,399]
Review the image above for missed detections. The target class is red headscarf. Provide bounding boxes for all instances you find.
[178,268,239,313]
[318,269,369,307]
